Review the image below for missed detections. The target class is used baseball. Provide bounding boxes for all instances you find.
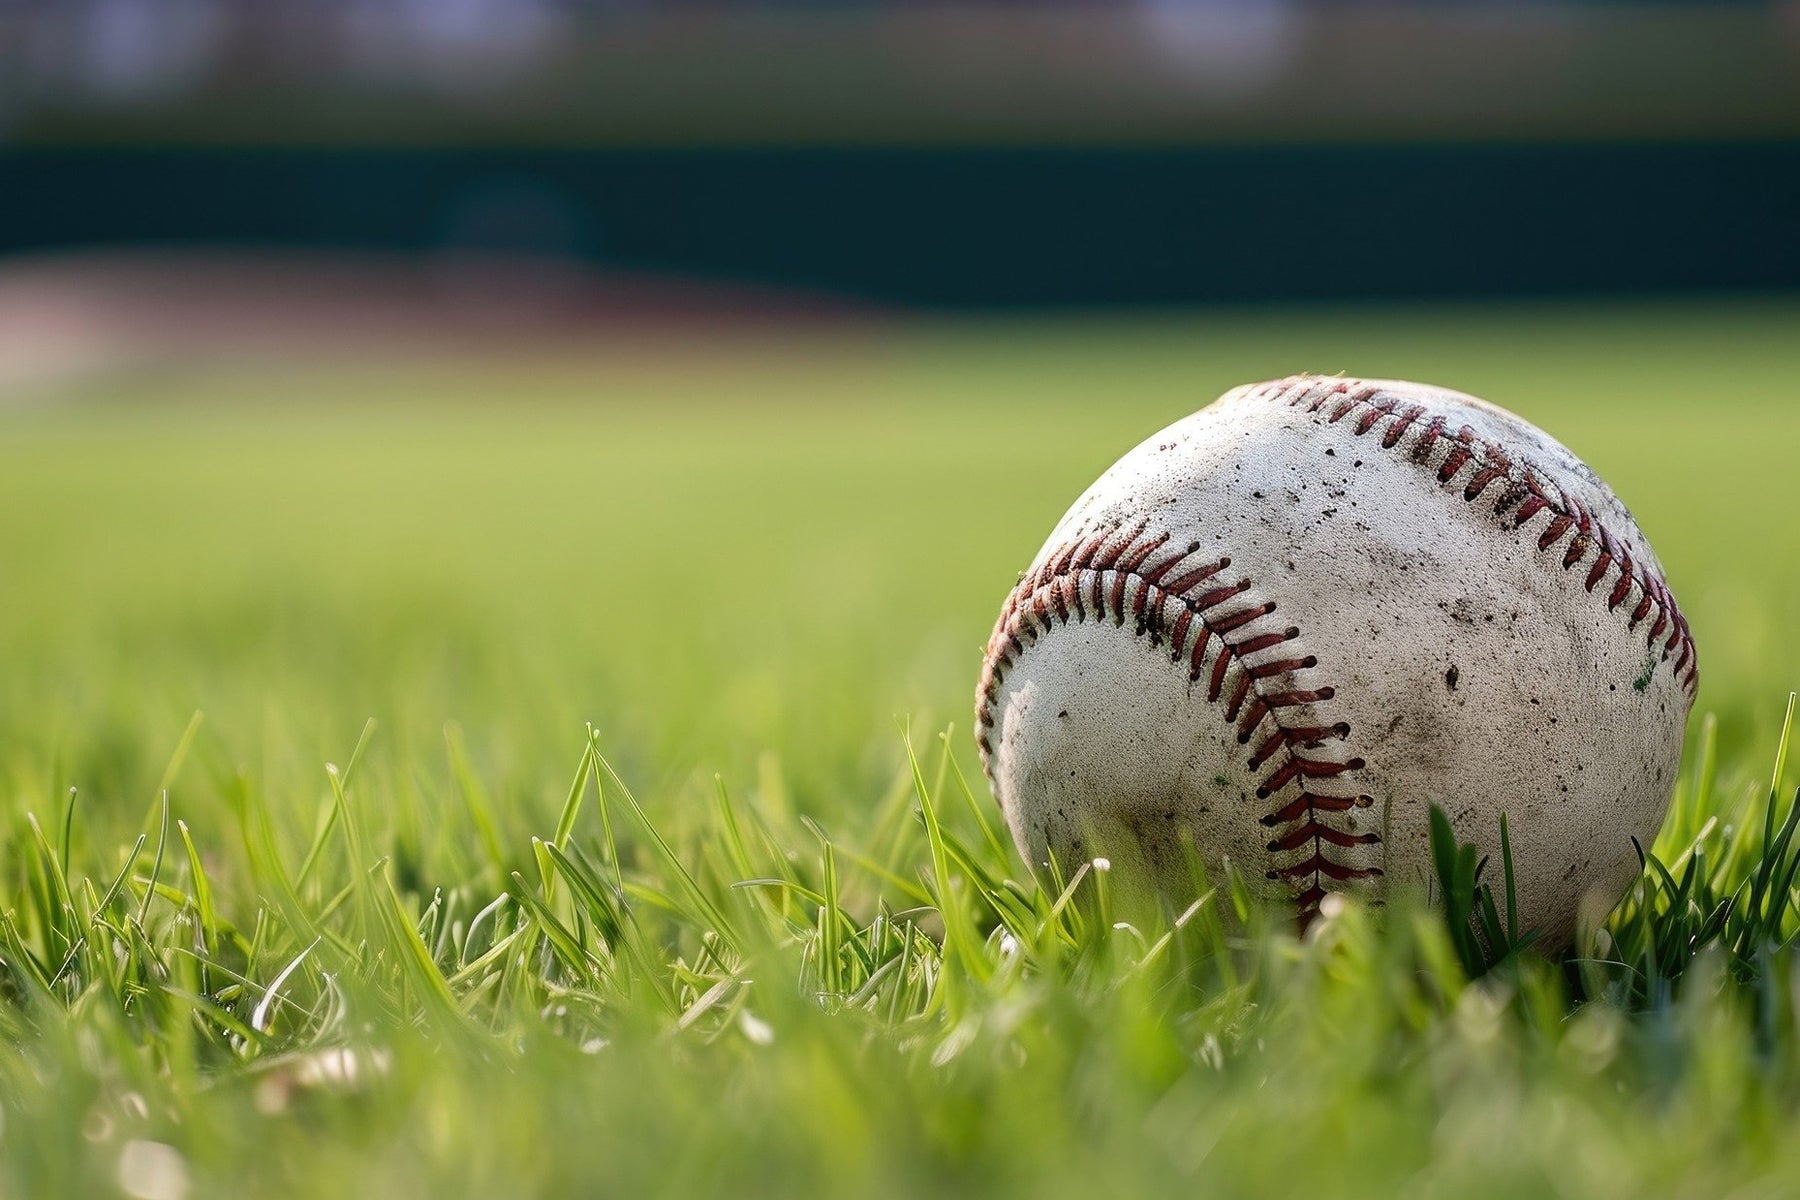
[976,376,1695,944]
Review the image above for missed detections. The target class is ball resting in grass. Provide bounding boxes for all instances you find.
[976,376,1696,947]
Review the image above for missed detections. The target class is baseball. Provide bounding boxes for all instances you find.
[976,375,1696,945]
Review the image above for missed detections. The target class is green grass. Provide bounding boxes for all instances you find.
[1,300,1798,1199]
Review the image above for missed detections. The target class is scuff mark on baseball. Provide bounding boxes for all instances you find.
[975,376,1696,947]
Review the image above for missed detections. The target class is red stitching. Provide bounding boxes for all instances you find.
[975,522,1379,927]
[1210,600,1277,634]
[1235,697,1270,742]
[1267,376,1699,693]
[1263,791,1370,825]
[1206,648,1233,702]
[1117,532,1170,575]
[1381,404,1423,448]
[1234,629,1298,656]
[1270,853,1374,883]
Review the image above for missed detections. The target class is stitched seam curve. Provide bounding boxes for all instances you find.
[1253,375,1699,694]
[975,520,1381,923]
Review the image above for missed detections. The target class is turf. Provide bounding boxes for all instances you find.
[0,299,1798,1199]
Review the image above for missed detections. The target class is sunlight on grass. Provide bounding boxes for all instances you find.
[1,300,1798,1198]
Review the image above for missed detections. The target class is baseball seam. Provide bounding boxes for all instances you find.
[975,520,1381,923]
[1254,375,1699,694]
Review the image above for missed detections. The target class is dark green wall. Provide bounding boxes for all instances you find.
[3,143,1796,306]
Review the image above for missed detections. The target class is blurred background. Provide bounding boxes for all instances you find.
[1,1,1798,835]
[3,1,1799,348]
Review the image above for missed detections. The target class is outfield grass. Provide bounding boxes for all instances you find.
[1,300,1798,1199]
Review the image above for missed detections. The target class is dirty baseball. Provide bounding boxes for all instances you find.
[977,375,1697,943]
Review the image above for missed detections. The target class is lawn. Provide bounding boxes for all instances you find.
[1,299,1798,1199]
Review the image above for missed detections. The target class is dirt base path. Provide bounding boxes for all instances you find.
[0,249,867,391]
